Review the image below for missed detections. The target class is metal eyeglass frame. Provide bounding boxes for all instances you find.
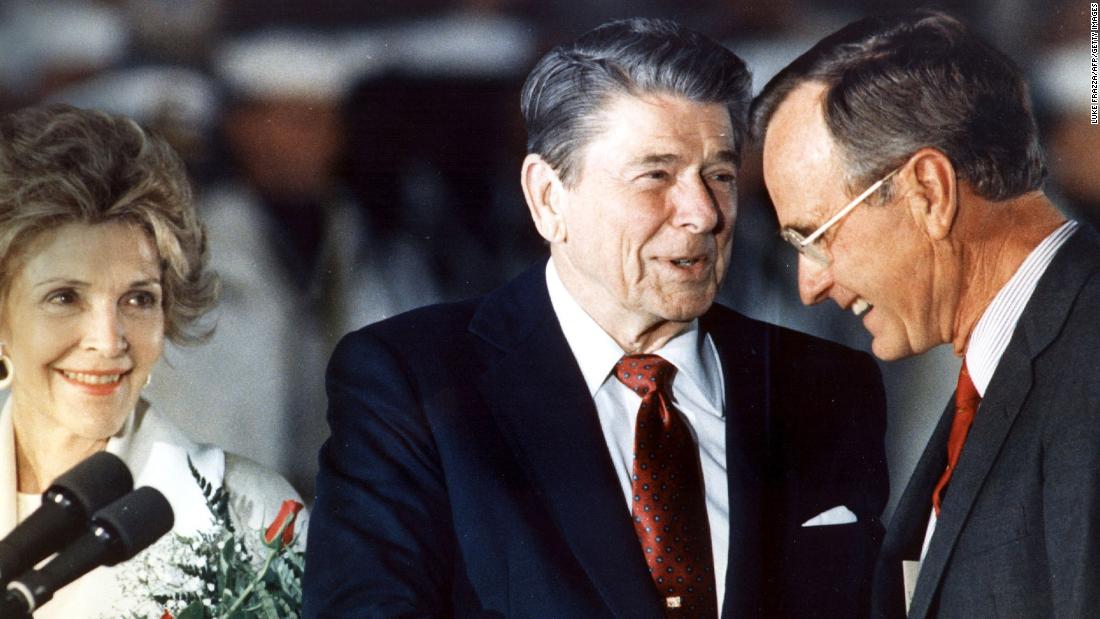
[779,166,902,266]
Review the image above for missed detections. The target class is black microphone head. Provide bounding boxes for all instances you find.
[92,487,174,566]
[46,452,133,517]
[0,453,132,585]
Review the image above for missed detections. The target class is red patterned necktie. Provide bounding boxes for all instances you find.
[932,361,982,516]
[614,354,718,618]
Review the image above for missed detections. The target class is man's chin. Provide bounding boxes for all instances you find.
[652,295,717,323]
[869,334,917,361]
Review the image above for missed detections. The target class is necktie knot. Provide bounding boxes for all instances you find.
[614,354,675,397]
[955,362,980,410]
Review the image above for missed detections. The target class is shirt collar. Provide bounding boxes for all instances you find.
[545,259,722,407]
[966,220,1078,395]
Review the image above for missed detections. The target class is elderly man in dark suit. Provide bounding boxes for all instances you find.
[303,18,888,618]
[752,10,1100,618]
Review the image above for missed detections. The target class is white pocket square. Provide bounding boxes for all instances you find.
[801,505,858,527]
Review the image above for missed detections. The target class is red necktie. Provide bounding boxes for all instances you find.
[614,354,718,618]
[932,362,982,516]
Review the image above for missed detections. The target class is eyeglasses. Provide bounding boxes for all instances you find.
[779,166,901,266]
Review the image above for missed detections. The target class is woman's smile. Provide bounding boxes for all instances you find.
[55,368,131,395]
[0,221,164,442]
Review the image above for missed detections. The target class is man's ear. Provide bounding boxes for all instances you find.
[907,148,958,241]
[521,154,567,244]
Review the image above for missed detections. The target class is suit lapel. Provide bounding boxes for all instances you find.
[702,310,769,618]
[906,369,1032,618]
[467,270,780,618]
[471,266,664,619]
[908,226,1100,618]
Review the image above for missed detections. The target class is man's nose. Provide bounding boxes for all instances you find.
[797,253,833,305]
[670,177,722,233]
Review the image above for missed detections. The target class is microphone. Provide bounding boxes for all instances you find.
[1,486,174,617]
[0,451,133,585]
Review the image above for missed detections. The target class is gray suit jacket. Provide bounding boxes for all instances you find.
[873,225,1100,618]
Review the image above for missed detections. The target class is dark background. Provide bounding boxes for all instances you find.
[5,0,1096,518]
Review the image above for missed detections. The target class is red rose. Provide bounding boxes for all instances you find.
[263,499,304,549]
[161,610,173,619]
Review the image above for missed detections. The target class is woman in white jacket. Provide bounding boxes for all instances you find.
[0,104,305,618]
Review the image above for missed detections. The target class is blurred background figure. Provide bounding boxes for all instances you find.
[0,0,128,109]
[47,66,220,182]
[1034,38,1100,231]
[342,1,542,298]
[11,0,1093,515]
[145,30,441,498]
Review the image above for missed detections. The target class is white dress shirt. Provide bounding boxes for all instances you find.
[545,259,730,610]
[965,220,1079,396]
[911,220,1079,586]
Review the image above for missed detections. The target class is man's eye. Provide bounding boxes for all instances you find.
[643,170,670,181]
[707,170,737,185]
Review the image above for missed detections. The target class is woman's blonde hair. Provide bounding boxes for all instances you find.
[0,104,218,344]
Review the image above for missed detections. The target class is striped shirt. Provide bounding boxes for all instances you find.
[966,220,1079,396]
[913,219,1080,582]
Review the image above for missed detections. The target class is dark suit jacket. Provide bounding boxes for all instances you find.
[873,226,1100,618]
[303,265,888,618]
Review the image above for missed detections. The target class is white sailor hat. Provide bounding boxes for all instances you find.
[0,1,129,97]
[48,66,218,132]
[385,12,537,78]
[215,29,364,102]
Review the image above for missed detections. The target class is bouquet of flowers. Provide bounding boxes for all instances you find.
[148,460,305,619]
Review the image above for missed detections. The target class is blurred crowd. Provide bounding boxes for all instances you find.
[4,0,1094,511]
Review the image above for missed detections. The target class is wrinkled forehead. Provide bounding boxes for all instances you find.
[602,89,734,127]
[584,92,738,160]
[761,82,849,230]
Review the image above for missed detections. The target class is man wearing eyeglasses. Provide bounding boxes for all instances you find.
[753,9,1100,619]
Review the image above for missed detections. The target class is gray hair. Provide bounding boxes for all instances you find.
[751,10,1046,201]
[521,18,752,186]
